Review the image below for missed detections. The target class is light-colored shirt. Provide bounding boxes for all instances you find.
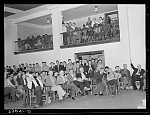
[135,69,141,75]
[57,75,67,84]
[81,73,86,80]
[114,71,121,79]
[107,69,115,81]
[26,73,43,90]
[62,26,67,33]
[6,79,15,88]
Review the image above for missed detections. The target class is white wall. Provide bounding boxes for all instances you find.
[127,4,146,69]
[15,50,56,66]
[17,24,46,40]
[64,12,105,28]
[4,22,18,66]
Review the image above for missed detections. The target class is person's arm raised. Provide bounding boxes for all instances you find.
[130,60,136,70]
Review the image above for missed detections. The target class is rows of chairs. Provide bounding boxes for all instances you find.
[24,78,132,108]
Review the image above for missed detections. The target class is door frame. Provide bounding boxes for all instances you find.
[74,50,105,65]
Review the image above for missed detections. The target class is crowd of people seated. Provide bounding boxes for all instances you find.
[61,15,120,46]
[16,34,53,52]
[4,58,146,108]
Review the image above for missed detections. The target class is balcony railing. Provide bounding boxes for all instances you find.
[14,35,53,54]
[60,21,120,48]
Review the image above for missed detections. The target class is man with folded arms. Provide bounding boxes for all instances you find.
[93,68,106,95]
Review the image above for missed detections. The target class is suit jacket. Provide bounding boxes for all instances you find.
[76,72,88,80]
[54,65,64,72]
[131,63,145,77]
[94,72,104,84]
[16,76,24,86]
[67,74,74,83]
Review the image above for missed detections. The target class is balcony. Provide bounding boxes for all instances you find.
[14,35,53,54]
[60,22,120,49]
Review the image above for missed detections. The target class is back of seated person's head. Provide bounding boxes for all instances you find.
[76,61,79,64]
[105,66,109,69]
[115,66,119,68]
[68,59,72,62]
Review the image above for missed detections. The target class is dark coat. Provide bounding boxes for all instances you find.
[131,63,145,77]
[54,65,64,72]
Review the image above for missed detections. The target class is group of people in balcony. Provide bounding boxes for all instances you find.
[4,57,146,108]
[61,15,120,46]
[17,34,53,52]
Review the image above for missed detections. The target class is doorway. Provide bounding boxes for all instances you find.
[75,50,105,66]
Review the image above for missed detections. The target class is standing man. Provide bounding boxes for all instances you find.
[26,71,43,108]
[42,62,49,72]
[54,60,64,73]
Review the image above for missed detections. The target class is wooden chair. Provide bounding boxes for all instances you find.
[90,79,98,95]
[29,89,36,107]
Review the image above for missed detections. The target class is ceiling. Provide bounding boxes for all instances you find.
[4,4,44,17]
[62,4,118,21]
[4,4,118,26]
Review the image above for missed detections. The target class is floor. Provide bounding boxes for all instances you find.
[4,90,146,109]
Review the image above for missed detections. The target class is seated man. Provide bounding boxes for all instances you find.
[105,66,118,96]
[21,71,30,107]
[4,74,22,102]
[57,70,79,100]
[120,64,131,89]
[43,70,67,102]
[26,71,43,108]
[93,68,106,95]
[76,67,91,94]
[130,60,145,90]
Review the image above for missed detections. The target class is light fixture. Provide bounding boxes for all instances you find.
[94,6,98,13]
[47,18,50,23]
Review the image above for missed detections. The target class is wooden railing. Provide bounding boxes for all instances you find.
[14,35,53,54]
